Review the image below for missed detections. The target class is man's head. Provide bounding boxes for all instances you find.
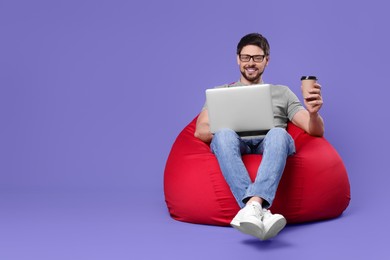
[236,33,270,84]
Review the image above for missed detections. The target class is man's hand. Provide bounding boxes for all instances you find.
[194,123,213,143]
[292,82,325,137]
[302,82,323,114]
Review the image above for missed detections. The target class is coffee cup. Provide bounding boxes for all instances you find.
[301,76,318,100]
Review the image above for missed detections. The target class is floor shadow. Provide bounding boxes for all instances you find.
[239,221,321,250]
[241,236,293,251]
[240,215,349,251]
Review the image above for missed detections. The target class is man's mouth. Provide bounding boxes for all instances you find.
[245,67,257,73]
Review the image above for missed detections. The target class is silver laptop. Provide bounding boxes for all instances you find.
[206,84,274,138]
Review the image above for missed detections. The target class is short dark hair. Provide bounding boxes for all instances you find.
[236,33,270,56]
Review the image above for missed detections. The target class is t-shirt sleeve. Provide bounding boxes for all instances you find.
[286,88,305,121]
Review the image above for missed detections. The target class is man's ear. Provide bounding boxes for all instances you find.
[236,54,240,65]
[265,56,270,66]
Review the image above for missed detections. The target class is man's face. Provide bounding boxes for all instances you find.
[237,45,269,84]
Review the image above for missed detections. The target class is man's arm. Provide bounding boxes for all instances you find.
[194,109,213,143]
[292,110,324,137]
[291,82,324,137]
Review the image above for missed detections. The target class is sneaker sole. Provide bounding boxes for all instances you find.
[262,217,287,240]
[230,219,240,229]
[232,221,264,240]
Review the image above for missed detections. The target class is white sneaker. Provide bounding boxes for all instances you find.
[261,209,287,240]
[230,201,265,240]
[230,202,286,240]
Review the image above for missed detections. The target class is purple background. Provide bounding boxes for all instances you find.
[1,0,389,259]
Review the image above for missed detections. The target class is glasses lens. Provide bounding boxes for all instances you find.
[253,55,264,62]
[240,55,250,62]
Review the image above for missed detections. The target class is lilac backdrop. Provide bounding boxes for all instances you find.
[1,0,389,259]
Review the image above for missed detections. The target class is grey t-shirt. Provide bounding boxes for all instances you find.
[203,81,305,129]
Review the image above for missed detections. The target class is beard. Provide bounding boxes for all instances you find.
[240,66,263,84]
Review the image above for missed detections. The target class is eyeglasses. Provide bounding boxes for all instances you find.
[239,54,266,63]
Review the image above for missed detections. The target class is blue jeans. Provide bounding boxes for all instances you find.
[210,128,296,209]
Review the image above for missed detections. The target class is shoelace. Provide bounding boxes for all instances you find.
[249,203,263,218]
[261,209,272,220]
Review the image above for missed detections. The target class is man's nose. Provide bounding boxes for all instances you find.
[248,57,256,64]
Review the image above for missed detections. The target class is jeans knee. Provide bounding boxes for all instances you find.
[265,128,295,153]
[268,127,288,138]
[214,128,237,141]
[211,128,239,151]
[269,127,287,134]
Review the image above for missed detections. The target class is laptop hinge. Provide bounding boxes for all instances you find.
[236,130,270,137]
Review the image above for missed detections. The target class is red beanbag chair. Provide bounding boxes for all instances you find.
[164,116,351,225]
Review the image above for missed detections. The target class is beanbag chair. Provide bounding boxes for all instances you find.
[164,116,351,225]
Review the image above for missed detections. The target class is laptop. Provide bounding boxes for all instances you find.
[206,84,274,138]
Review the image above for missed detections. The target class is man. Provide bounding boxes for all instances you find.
[194,33,324,240]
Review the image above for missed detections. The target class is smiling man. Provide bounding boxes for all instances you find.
[194,33,324,240]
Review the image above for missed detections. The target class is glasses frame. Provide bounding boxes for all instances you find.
[239,54,266,63]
